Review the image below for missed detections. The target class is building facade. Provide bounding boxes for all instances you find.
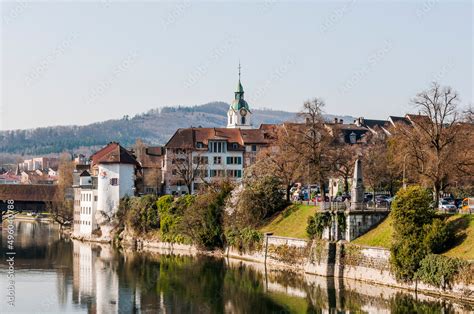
[73,142,139,237]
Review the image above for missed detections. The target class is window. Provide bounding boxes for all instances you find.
[193,156,208,164]
[213,156,222,164]
[226,156,242,165]
[241,116,246,124]
[252,144,257,152]
[209,141,226,153]
[193,169,208,178]
[210,170,225,177]
[349,132,357,144]
[110,178,118,186]
[226,170,242,178]
[232,143,238,149]
[196,142,204,148]
[94,196,98,202]
[229,116,233,124]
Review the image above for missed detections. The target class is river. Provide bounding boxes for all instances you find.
[0,220,472,313]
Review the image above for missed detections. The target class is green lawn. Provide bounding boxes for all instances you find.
[260,204,317,239]
[352,214,474,261]
[443,214,474,260]
[352,215,393,249]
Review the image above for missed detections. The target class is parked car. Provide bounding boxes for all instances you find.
[461,198,474,213]
[439,200,457,213]
[440,197,455,205]
[454,198,464,209]
[316,195,329,202]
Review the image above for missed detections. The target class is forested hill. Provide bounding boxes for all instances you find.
[0,102,355,156]
[0,102,288,155]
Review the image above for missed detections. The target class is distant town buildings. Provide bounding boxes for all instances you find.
[19,157,59,171]
[69,68,440,236]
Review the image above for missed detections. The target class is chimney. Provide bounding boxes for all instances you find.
[339,119,343,124]
[334,117,338,123]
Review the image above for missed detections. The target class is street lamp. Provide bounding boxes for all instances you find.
[402,153,409,189]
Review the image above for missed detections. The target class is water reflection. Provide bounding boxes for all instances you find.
[0,220,472,313]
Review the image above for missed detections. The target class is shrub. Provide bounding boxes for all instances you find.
[389,186,452,282]
[415,254,467,289]
[307,211,331,239]
[157,194,194,243]
[391,186,434,236]
[237,175,288,226]
[123,195,160,234]
[390,233,429,282]
[180,182,233,250]
[390,186,434,282]
[423,218,452,254]
[225,227,263,253]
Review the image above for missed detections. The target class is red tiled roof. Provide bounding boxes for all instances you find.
[406,114,431,125]
[91,142,139,167]
[165,128,271,149]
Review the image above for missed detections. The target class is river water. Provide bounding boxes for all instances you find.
[0,220,472,313]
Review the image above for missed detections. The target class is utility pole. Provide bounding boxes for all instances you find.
[402,153,409,189]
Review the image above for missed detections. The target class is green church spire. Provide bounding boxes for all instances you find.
[235,62,244,99]
[231,62,250,111]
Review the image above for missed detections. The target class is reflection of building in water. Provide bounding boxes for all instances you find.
[72,241,98,312]
[71,240,140,313]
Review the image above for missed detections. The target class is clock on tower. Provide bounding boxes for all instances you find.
[227,63,252,129]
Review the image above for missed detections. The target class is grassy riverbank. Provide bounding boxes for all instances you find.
[352,215,393,248]
[260,204,317,239]
[353,214,474,260]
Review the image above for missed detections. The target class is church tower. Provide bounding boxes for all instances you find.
[227,63,252,129]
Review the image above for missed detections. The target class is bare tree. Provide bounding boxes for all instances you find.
[48,153,74,227]
[392,82,472,206]
[331,144,358,196]
[168,149,208,194]
[363,138,392,200]
[253,125,303,202]
[294,98,334,205]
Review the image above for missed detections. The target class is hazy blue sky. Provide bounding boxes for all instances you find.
[1,1,472,130]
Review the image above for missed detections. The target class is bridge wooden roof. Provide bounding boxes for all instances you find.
[0,184,57,202]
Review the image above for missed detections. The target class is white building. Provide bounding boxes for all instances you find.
[162,69,274,195]
[73,143,139,237]
[97,162,135,217]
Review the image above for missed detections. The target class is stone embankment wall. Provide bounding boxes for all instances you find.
[116,232,473,302]
[227,236,473,302]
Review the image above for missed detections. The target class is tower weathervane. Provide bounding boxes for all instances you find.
[238,61,241,80]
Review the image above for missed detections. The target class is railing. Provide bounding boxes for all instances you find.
[291,200,391,211]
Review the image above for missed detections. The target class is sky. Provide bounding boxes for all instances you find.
[0,1,472,130]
